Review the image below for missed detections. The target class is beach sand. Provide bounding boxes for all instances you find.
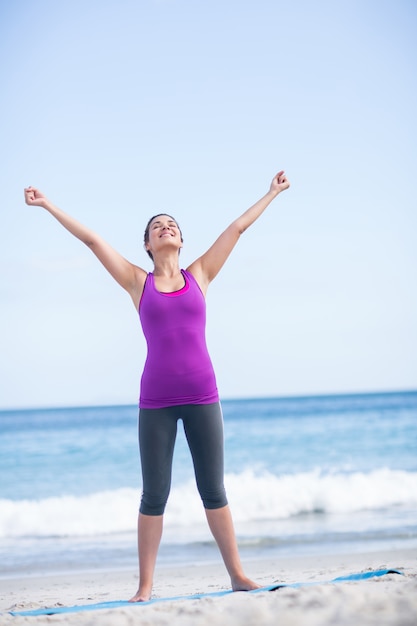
[1,549,416,625]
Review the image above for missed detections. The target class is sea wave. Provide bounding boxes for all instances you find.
[1,468,416,539]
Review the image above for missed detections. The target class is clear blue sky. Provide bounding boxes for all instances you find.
[1,0,416,408]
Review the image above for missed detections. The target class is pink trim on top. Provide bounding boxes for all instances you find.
[139,271,189,312]
[154,270,189,297]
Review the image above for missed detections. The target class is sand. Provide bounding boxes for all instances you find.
[1,549,416,625]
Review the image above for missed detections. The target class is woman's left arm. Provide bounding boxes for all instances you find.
[188,170,290,293]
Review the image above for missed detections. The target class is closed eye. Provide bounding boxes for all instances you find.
[152,221,178,229]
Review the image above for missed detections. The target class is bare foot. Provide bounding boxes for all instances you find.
[129,586,152,602]
[231,576,262,592]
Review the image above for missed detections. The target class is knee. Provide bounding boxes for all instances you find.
[200,486,228,510]
[139,490,169,516]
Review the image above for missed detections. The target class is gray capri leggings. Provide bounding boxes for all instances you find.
[139,402,228,515]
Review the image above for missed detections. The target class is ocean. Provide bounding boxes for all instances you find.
[1,391,416,578]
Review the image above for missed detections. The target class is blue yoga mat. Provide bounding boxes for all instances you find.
[8,569,402,616]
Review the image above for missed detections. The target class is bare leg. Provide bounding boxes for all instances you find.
[205,505,260,591]
[129,513,163,602]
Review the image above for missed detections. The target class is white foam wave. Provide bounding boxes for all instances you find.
[0,468,416,539]
[223,467,417,522]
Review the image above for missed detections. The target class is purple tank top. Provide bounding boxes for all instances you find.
[138,269,219,409]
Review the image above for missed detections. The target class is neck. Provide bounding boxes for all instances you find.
[152,254,181,277]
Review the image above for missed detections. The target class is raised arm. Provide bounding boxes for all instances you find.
[187,171,290,294]
[24,187,147,308]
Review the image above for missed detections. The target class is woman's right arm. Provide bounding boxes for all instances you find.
[24,187,147,307]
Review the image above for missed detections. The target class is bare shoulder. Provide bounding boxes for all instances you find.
[186,260,209,296]
[130,264,149,309]
[133,263,148,281]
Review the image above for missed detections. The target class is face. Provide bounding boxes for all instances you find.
[144,214,183,260]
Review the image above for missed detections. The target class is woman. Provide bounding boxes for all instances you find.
[24,170,290,601]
